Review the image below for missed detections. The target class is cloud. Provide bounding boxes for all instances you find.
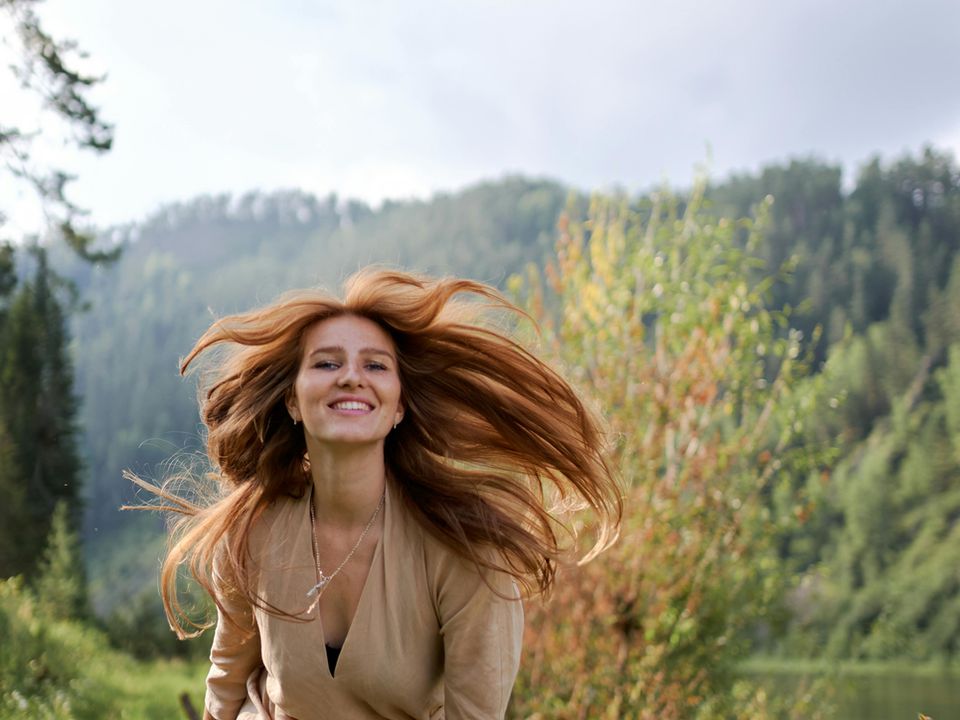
[11,0,959,230]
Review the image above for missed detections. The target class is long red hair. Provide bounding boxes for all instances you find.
[132,268,621,638]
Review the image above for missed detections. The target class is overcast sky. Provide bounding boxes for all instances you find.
[3,0,959,235]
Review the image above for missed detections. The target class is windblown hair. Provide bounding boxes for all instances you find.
[135,268,621,638]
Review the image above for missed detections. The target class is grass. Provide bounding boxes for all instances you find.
[84,656,208,720]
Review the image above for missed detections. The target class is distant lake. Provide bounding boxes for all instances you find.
[832,674,957,719]
[744,663,959,720]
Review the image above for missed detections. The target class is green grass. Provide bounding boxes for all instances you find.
[85,656,207,720]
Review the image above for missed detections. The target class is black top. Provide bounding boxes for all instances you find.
[325,643,342,676]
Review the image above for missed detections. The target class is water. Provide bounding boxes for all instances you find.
[754,668,959,720]
[832,673,958,720]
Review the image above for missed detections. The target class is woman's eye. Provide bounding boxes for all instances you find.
[366,362,388,371]
[314,360,339,370]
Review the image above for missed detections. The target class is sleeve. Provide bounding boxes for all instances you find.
[430,546,524,720]
[204,554,263,720]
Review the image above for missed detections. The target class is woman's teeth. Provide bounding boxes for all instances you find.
[332,401,371,411]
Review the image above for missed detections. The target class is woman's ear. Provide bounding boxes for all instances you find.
[286,391,301,425]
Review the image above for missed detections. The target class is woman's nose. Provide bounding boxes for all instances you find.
[337,360,363,386]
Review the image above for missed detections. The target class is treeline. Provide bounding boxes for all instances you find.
[709,148,960,362]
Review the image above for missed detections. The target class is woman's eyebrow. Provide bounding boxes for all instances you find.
[307,346,395,358]
[307,345,344,356]
[360,348,396,358]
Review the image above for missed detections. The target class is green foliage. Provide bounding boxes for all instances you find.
[90,519,212,660]
[105,587,212,661]
[1,0,115,595]
[700,149,960,662]
[788,341,960,662]
[509,187,833,718]
[733,150,960,663]
[0,419,28,575]
[0,248,83,580]
[0,577,105,718]
[0,577,206,719]
[33,501,89,621]
[707,147,960,362]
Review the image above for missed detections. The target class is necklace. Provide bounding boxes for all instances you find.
[307,489,385,600]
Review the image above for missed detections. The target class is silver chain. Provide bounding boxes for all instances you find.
[307,489,384,601]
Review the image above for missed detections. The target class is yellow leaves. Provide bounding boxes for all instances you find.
[581,281,604,325]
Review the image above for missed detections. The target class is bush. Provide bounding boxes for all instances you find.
[0,577,110,718]
[0,577,206,718]
[509,187,833,718]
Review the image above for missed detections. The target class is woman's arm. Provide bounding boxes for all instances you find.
[204,560,262,720]
[431,549,524,720]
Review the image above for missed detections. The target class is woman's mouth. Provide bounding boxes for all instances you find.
[330,400,373,412]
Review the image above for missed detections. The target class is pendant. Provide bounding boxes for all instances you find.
[306,573,332,598]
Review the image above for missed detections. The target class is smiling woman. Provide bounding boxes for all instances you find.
[289,316,404,449]
[131,267,622,720]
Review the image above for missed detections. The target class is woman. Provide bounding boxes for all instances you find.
[140,268,621,720]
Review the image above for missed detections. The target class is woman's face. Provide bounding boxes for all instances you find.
[288,314,403,449]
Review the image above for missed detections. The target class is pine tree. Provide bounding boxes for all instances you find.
[0,247,83,578]
[0,1,116,605]
[0,419,27,575]
[33,500,89,619]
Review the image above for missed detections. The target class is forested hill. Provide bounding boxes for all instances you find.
[709,148,960,661]
[60,150,960,663]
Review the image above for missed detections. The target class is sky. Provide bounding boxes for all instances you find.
[3,0,960,236]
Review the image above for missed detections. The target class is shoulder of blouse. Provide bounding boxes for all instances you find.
[417,516,519,600]
[247,492,304,543]
[212,492,297,567]
[213,491,308,584]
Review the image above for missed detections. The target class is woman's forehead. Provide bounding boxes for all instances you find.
[301,314,396,355]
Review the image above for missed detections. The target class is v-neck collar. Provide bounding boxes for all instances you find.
[310,482,390,679]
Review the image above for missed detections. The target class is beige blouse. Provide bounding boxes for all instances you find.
[204,481,524,720]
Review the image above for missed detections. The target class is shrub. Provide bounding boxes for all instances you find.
[0,577,205,718]
[509,187,832,718]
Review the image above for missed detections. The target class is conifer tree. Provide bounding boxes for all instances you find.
[0,0,113,579]
[0,248,83,578]
[0,420,27,575]
[33,500,89,619]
